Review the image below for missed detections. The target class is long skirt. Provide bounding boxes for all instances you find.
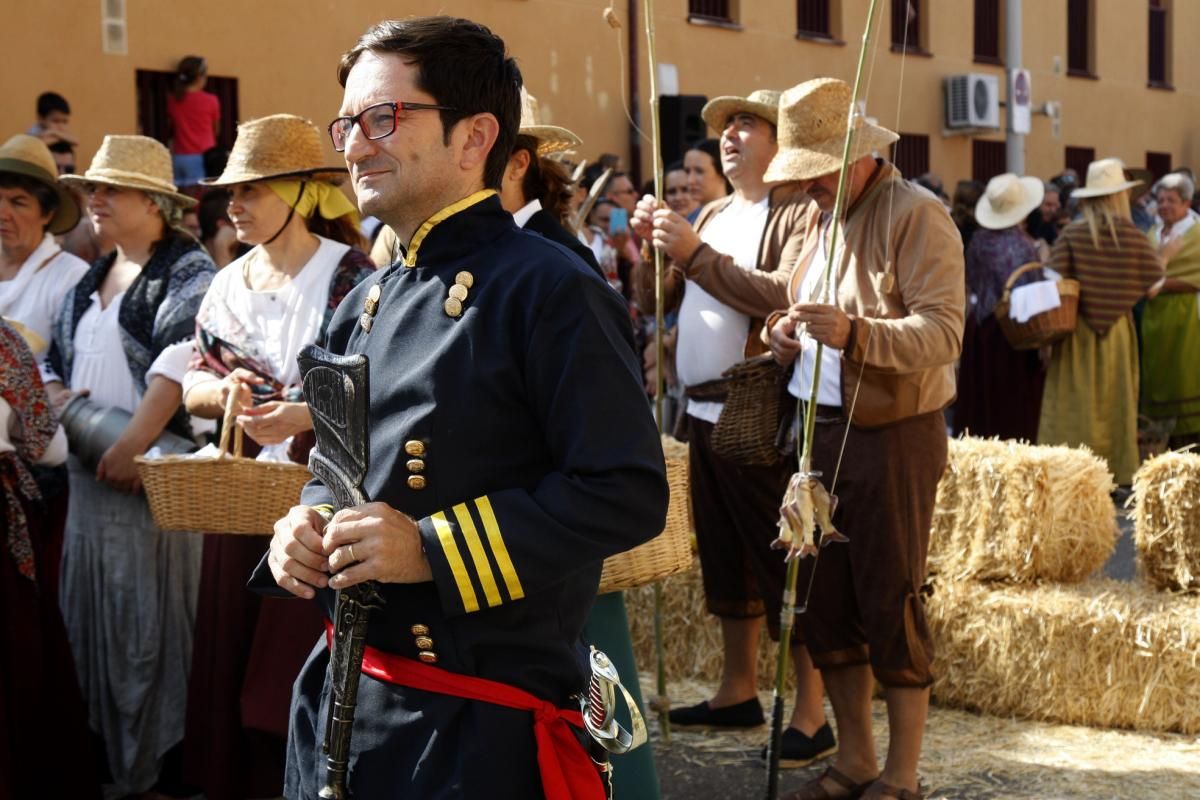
[1,486,100,800]
[953,313,1046,441]
[1140,290,1200,439]
[184,534,324,800]
[1038,315,1140,484]
[59,459,202,797]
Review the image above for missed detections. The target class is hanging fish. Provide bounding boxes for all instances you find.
[773,472,848,561]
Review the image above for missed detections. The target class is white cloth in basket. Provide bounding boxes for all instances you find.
[1009,279,1062,323]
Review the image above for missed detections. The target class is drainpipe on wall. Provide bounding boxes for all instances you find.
[627,0,642,187]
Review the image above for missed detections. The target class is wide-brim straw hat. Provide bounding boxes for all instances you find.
[61,135,196,208]
[0,134,81,234]
[203,114,347,186]
[976,173,1045,230]
[701,89,782,132]
[763,78,899,184]
[519,88,582,157]
[1071,157,1141,199]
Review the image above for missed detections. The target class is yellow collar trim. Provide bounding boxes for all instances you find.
[403,189,498,267]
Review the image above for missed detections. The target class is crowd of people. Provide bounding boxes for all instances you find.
[1,12,1196,800]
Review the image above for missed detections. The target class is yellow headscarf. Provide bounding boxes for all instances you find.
[266,179,359,223]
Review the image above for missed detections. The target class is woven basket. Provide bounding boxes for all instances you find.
[136,394,310,535]
[599,444,694,594]
[993,262,1081,351]
[711,353,788,466]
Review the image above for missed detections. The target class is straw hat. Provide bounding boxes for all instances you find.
[975,173,1045,231]
[0,134,81,234]
[519,88,582,157]
[763,78,899,184]
[701,89,782,132]
[1071,157,1141,199]
[61,135,196,208]
[203,114,347,186]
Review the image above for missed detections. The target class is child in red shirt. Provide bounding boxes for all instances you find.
[166,56,220,187]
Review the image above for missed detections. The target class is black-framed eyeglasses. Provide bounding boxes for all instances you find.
[328,100,457,152]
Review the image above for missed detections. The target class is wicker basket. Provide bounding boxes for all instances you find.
[993,262,1081,351]
[711,354,788,466]
[599,443,694,593]
[136,395,311,535]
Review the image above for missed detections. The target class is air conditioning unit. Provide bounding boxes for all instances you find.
[944,74,1000,129]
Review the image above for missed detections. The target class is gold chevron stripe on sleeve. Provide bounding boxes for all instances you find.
[474,496,524,601]
[431,511,480,613]
[452,503,502,608]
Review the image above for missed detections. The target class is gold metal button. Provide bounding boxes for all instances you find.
[407,475,427,490]
[359,313,373,333]
[363,297,378,316]
[447,283,469,302]
[404,440,426,457]
[406,458,425,473]
[367,284,382,302]
[455,271,474,289]
[415,635,434,650]
[444,297,463,318]
[410,624,430,636]
[418,651,438,664]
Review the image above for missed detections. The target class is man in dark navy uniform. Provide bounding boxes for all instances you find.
[259,16,668,800]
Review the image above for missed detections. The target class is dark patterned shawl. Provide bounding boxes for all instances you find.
[49,233,215,436]
[188,246,374,462]
[0,320,59,581]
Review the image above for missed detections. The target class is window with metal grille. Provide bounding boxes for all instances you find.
[892,0,922,51]
[1065,146,1096,178]
[797,0,833,38]
[1146,151,1172,181]
[974,0,1001,63]
[892,133,930,178]
[1067,0,1093,76]
[1148,0,1170,87]
[972,140,1007,182]
[689,0,733,23]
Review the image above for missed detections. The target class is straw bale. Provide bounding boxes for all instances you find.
[625,568,781,690]
[929,437,1118,584]
[927,578,1200,734]
[1130,451,1200,592]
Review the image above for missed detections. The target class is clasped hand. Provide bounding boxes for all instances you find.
[268,502,432,599]
[768,303,852,366]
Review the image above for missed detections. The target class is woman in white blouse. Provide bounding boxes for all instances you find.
[51,135,215,797]
[0,134,89,381]
[178,114,372,799]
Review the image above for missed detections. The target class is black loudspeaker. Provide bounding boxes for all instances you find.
[659,94,708,169]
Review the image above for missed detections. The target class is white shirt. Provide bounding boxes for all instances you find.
[788,217,844,407]
[1152,208,1200,246]
[513,199,542,229]
[676,195,770,423]
[69,291,194,415]
[182,236,348,461]
[0,234,90,380]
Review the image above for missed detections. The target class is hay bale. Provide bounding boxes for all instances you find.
[929,437,1118,584]
[1131,451,1200,592]
[927,578,1200,734]
[625,568,782,690]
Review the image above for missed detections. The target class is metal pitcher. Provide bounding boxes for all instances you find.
[59,394,197,469]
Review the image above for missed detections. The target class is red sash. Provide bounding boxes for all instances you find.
[323,622,605,800]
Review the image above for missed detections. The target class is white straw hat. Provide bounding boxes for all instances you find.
[763,78,898,184]
[975,173,1045,230]
[519,88,582,157]
[701,89,782,132]
[1071,157,1142,199]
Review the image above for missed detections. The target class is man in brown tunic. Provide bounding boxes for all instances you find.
[761,79,964,800]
